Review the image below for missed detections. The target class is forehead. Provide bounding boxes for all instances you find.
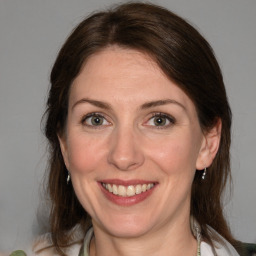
[75,47,163,87]
[70,47,195,113]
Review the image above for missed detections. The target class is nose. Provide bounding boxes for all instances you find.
[107,126,145,171]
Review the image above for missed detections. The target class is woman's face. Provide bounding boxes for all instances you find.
[59,47,217,238]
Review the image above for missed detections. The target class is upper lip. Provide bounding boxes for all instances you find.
[99,179,157,186]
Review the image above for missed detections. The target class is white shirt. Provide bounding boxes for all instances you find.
[201,241,239,255]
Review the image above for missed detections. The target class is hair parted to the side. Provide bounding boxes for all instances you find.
[44,2,235,255]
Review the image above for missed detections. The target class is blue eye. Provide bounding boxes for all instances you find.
[82,113,109,127]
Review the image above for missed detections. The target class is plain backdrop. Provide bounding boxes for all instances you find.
[0,0,255,253]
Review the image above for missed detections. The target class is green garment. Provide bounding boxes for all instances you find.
[9,251,27,256]
[236,242,256,256]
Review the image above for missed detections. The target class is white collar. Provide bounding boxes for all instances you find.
[201,226,240,256]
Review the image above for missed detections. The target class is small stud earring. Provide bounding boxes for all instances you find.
[202,168,207,180]
[67,172,71,184]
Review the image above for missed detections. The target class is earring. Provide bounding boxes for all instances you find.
[67,171,71,184]
[202,168,207,180]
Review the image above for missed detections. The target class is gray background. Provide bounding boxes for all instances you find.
[0,0,255,253]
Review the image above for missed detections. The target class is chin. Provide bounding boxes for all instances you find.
[95,212,154,238]
[106,224,152,238]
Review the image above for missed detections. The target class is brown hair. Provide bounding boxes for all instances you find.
[44,2,235,255]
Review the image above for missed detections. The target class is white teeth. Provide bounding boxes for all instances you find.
[112,184,118,195]
[135,184,142,194]
[142,184,147,192]
[118,185,126,197]
[127,185,135,197]
[102,183,155,197]
[107,183,112,193]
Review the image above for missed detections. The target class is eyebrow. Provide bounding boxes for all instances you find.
[72,98,186,111]
[140,99,186,111]
[72,98,112,111]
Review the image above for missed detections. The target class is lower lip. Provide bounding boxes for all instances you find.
[99,183,157,206]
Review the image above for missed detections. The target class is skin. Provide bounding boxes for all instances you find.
[59,46,221,256]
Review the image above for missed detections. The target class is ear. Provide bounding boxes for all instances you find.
[196,119,222,170]
[58,132,70,170]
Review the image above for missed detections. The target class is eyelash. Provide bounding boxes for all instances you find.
[81,112,110,128]
[146,112,176,128]
[80,112,176,129]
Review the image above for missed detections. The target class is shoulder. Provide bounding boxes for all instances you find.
[10,227,84,256]
[32,232,53,254]
[202,226,256,256]
[32,233,83,256]
[201,226,239,255]
[201,241,240,256]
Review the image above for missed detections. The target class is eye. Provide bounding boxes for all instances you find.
[146,113,175,128]
[82,113,110,127]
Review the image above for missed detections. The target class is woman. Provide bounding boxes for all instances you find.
[10,2,256,256]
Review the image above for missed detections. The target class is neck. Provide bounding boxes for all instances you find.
[90,218,197,256]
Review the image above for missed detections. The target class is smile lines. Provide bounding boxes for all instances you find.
[102,183,155,197]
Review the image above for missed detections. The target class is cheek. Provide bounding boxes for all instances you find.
[147,133,199,175]
[158,145,189,171]
[67,133,105,174]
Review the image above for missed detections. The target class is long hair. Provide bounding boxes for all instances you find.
[44,2,234,255]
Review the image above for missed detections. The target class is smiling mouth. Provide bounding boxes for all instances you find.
[101,183,156,197]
